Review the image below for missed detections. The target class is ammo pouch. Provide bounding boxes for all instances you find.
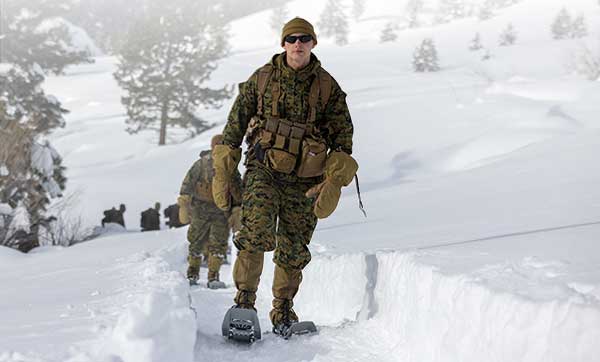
[256,117,327,177]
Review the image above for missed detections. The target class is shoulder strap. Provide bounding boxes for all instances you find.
[256,64,274,117]
[318,69,333,111]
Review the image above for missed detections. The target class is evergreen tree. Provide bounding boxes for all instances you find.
[269,6,289,35]
[570,14,588,39]
[413,38,440,72]
[0,0,89,250]
[469,33,483,51]
[551,8,572,40]
[318,0,349,46]
[380,23,398,43]
[113,1,232,146]
[437,0,467,24]
[406,0,424,28]
[478,0,495,20]
[499,23,517,46]
[481,49,492,61]
[352,0,366,20]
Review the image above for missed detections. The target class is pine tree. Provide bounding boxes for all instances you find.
[318,0,349,46]
[570,14,588,39]
[478,0,495,20]
[406,0,424,28]
[469,33,483,51]
[113,1,232,146]
[380,23,398,43]
[413,38,440,72]
[437,0,467,24]
[269,6,289,35]
[551,8,572,40]
[499,23,517,46]
[352,0,366,20]
[0,0,89,250]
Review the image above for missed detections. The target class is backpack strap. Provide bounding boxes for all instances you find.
[306,69,333,134]
[256,64,273,117]
[318,69,333,111]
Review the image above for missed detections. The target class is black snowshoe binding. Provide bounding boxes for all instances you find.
[272,321,317,339]
[222,306,261,343]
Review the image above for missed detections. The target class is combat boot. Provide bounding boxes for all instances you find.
[232,250,264,309]
[270,298,299,336]
[207,254,226,289]
[270,265,302,337]
[187,255,202,286]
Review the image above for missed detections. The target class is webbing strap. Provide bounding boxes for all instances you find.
[256,65,273,117]
[271,69,281,117]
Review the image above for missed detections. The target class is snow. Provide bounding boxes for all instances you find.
[3,0,600,361]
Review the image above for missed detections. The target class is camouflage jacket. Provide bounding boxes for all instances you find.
[222,52,354,182]
[180,150,242,214]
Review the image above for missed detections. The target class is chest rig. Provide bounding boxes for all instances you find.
[248,63,333,178]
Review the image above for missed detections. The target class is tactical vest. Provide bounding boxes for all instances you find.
[194,152,215,202]
[248,64,332,178]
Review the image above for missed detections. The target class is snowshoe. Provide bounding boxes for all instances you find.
[222,306,261,343]
[273,321,317,339]
[188,278,199,287]
[207,280,226,289]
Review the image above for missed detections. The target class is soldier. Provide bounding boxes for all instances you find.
[178,134,242,288]
[101,204,126,228]
[212,17,357,336]
[163,203,185,228]
[140,202,161,232]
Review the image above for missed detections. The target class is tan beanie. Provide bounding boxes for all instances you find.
[281,17,317,46]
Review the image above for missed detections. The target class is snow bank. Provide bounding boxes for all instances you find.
[372,251,600,362]
[99,246,195,362]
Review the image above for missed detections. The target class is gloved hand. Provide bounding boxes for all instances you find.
[228,206,242,234]
[305,151,358,219]
[211,144,241,211]
[177,194,192,225]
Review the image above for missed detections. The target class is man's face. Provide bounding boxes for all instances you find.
[283,33,315,65]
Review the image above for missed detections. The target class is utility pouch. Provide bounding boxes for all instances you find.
[195,181,213,202]
[296,137,327,178]
[265,148,296,174]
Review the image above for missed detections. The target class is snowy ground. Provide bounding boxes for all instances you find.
[2,0,600,361]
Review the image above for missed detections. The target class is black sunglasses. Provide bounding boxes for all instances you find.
[284,34,313,44]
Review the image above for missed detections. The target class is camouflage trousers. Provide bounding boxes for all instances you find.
[234,166,318,270]
[187,205,229,260]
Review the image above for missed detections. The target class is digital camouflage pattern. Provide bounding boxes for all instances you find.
[234,165,317,270]
[223,52,354,165]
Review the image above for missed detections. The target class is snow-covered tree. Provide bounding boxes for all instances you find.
[478,0,495,20]
[551,8,572,40]
[499,23,517,46]
[269,6,289,35]
[380,23,398,43]
[481,49,492,61]
[570,14,588,39]
[113,1,231,146]
[352,0,366,20]
[0,0,89,251]
[469,33,483,51]
[437,0,468,24]
[318,0,349,46]
[573,44,600,81]
[406,0,424,28]
[413,38,440,72]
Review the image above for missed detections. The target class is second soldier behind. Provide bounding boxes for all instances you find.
[140,202,161,232]
[178,134,242,288]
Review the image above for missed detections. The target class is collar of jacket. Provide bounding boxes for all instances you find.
[270,52,321,82]
[199,149,211,158]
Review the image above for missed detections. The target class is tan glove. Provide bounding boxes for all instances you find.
[305,151,358,219]
[211,144,241,211]
[177,194,192,225]
[228,206,242,234]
